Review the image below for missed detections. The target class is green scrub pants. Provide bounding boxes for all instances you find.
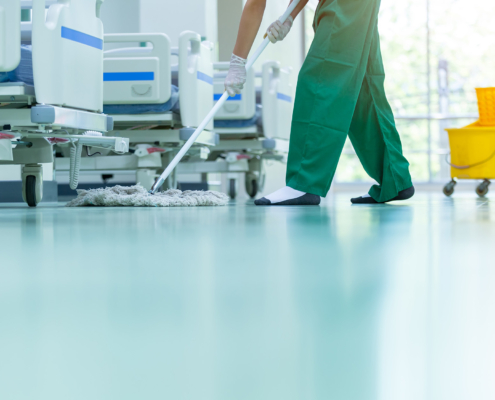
[286,0,412,202]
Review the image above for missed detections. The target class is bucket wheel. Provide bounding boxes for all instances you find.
[443,179,457,197]
[22,164,43,207]
[476,179,491,197]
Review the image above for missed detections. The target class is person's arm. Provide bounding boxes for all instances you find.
[225,0,308,97]
[288,0,309,20]
[233,0,267,59]
[233,0,309,58]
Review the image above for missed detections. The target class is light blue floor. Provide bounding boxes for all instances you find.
[1,193,494,400]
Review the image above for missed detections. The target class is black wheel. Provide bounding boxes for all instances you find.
[229,179,236,200]
[25,175,38,207]
[102,174,114,185]
[247,179,258,198]
[443,180,456,197]
[476,180,491,197]
[245,174,259,199]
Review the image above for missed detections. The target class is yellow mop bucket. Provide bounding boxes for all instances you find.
[444,122,495,196]
[446,122,495,179]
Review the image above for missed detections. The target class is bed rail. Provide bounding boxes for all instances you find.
[103,33,172,106]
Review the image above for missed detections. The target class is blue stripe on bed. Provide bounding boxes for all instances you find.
[214,94,242,101]
[61,27,103,50]
[197,71,213,85]
[103,72,155,82]
[277,93,292,103]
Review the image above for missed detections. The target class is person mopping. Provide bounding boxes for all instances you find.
[225,0,415,205]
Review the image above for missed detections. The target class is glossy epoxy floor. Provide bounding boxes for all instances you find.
[1,193,495,400]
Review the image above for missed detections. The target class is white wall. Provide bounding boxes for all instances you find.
[140,0,218,51]
[217,0,243,61]
[100,0,141,49]
[100,0,140,34]
[101,0,218,51]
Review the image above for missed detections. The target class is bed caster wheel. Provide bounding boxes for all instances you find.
[476,179,491,197]
[443,180,456,197]
[245,174,259,199]
[229,178,237,200]
[22,164,43,207]
[246,157,266,198]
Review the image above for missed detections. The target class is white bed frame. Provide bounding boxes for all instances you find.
[55,30,219,191]
[103,33,172,106]
[103,31,215,131]
[0,0,129,206]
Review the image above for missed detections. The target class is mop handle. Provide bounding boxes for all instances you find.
[150,0,302,194]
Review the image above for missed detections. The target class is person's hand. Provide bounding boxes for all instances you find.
[266,15,294,44]
[224,54,247,97]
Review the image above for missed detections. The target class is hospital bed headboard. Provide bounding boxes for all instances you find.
[0,0,21,71]
[103,33,171,105]
[32,0,104,112]
[179,31,214,130]
[20,1,79,43]
[262,61,293,141]
[213,62,256,120]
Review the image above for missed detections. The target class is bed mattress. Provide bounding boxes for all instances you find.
[0,45,34,86]
[103,85,180,115]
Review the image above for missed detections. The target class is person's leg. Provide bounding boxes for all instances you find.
[256,0,384,206]
[347,26,414,204]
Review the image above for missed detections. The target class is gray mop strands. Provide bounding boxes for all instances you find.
[66,185,230,207]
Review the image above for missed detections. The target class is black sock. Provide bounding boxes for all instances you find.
[351,186,415,204]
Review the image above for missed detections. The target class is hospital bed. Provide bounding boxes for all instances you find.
[55,31,219,191]
[177,61,293,199]
[0,0,129,206]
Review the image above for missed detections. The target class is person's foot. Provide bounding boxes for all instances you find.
[351,186,415,204]
[255,186,321,206]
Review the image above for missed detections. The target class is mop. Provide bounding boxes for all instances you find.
[66,185,229,207]
[67,1,301,208]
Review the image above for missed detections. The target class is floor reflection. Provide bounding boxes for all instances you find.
[0,194,494,399]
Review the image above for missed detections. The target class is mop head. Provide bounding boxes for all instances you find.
[66,184,230,207]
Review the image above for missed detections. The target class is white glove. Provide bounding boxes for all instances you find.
[224,54,247,97]
[266,15,294,44]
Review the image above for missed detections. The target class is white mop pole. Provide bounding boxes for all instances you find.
[150,0,302,194]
